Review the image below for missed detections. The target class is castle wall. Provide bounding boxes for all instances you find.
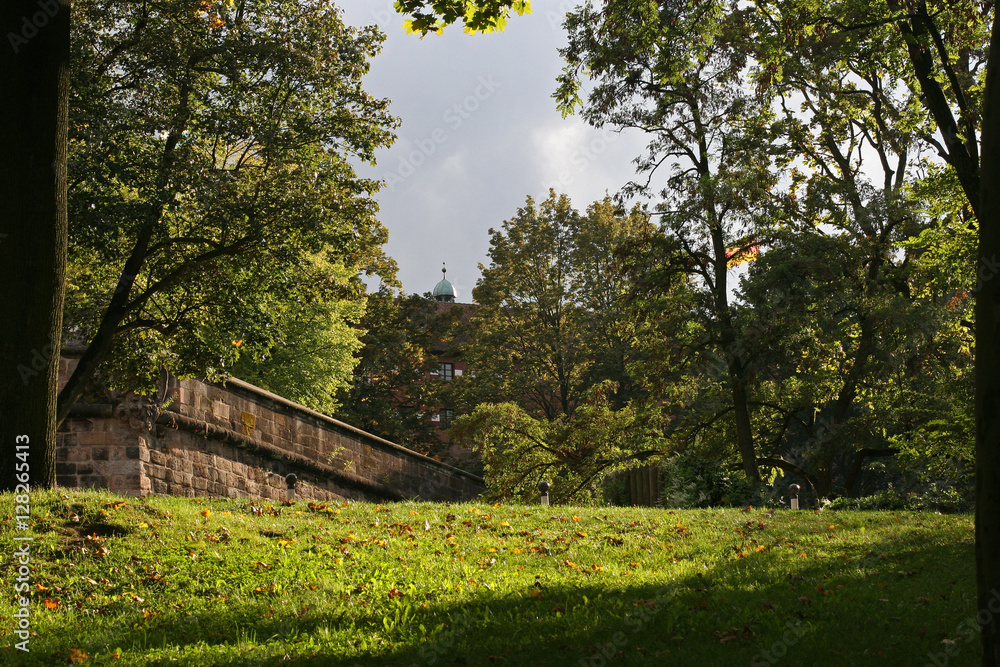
[56,357,484,503]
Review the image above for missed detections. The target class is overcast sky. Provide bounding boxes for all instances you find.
[335,1,650,301]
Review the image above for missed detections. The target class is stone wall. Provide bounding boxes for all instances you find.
[56,357,484,503]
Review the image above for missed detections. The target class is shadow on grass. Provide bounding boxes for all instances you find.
[7,523,976,667]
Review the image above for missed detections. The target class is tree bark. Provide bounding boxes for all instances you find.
[0,0,70,491]
[976,11,1000,666]
[843,448,899,498]
[711,224,760,487]
[55,223,153,424]
[728,363,760,486]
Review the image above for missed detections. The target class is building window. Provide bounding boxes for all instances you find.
[439,362,454,381]
[440,409,454,428]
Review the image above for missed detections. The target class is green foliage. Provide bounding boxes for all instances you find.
[65,0,397,401]
[658,452,769,509]
[600,472,631,507]
[452,382,664,504]
[229,259,365,415]
[393,0,530,35]
[451,192,660,500]
[825,482,973,514]
[333,288,460,456]
[566,0,981,498]
[459,191,651,419]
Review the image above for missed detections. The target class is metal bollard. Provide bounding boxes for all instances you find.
[286,473,298,502]
[789,483,800,510]
[537,480,550,506]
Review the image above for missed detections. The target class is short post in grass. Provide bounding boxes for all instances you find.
[789,483,800,510]
[537,480,550,506]
[285,473,298,502]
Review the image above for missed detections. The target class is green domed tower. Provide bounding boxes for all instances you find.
[432,263,456,303]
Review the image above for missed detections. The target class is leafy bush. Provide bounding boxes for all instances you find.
[600,472,631,507]
[658,452,770,509]
[824,482,973,513]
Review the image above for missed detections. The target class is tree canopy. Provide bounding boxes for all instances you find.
[60,0,399,418]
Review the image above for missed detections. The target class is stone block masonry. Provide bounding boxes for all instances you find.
[56,357,484,503]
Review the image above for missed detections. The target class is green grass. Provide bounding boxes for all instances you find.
[0,489,978,666]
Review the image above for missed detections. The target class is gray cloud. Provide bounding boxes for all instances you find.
[337,1,648,300]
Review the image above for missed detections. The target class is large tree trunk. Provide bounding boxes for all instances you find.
[727,361,760,486]
[710,216,760,487]
[0,0,71,492]
[976,12,1000,666]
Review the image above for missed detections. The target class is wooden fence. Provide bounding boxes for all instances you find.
[608,464,661,507]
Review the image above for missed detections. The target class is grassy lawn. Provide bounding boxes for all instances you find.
[0,489,977,666]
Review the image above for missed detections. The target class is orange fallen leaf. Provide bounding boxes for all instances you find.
[43,597,59,610]
[69,648,88,662]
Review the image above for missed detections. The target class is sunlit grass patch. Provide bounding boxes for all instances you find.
[0,489,976,666]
